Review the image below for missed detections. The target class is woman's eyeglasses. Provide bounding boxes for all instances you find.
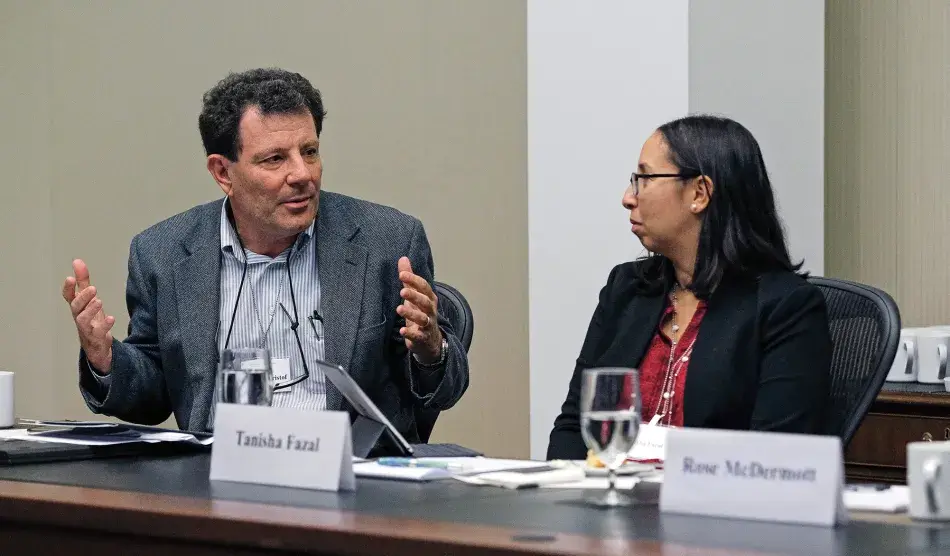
[628,172,700,196]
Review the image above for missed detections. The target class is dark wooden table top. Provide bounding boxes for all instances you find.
[881,383,948,395]
[877,382,950,412]
[0,452,948,555]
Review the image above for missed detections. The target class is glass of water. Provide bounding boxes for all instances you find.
[580,367,641,507]
[217,348,273,406]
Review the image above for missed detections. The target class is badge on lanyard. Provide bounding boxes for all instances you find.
[272,358,293,393]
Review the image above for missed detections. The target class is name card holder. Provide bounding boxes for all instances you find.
[660,428,847,527]
[210,403,355,492]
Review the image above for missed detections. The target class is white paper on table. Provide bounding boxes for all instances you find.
[138,431,214,446]
[539,476,640,490]
[0,428,214,447]
[354,457,550,482]
[355,464,450,481]
[539,473,664,490]
[16,419,118,428]
[0,428,142,446]
[549,459,658,476]
[453,467,586,489]
[843,486,910,513]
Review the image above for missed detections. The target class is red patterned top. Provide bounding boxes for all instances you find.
[636,298,707,427]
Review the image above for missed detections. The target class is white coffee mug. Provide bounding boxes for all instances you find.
[917,329,950,384]
[887,328,920,382]
[0,371,13,428]
[908,441,950,520]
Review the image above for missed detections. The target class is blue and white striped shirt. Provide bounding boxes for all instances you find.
[217,201,327,410]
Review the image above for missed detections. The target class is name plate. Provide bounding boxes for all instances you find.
[629,423,667,461]
[210,403,355,492]
[660,428,847,527]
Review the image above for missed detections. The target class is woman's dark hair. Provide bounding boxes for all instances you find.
[634,114,804,297]
[198,67,327,161]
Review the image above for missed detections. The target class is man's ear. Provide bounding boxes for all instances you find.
[207,155,234,196]
[689,175,714,213]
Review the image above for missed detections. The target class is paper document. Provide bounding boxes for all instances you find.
[0,428,141,446]
[843,485,909,513]
[454,467,586,489]
[549,459,658,477]
[18,419,124,428]
[0,429,36,440]
[355,463,449,481]
[137,431,214,446]
[538,474,664,490]
[354,457,549,482]
[0,424,213,447]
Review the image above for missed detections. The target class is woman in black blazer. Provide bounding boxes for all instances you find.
[547,115,832,461]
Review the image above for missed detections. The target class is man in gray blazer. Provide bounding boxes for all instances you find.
[60,68,469,445]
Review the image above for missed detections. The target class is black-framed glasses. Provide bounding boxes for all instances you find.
[628,172,700,196]
[276,301,311,391]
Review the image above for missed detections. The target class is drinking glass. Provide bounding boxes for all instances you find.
[217,348,273,406]
[579,367,641,507]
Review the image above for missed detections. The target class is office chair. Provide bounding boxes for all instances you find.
[808,277,900,446]
[414,281,474,443]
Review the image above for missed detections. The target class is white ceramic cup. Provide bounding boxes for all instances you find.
[0,371,13,428]
[908,441,950,520]
[887,328,920,382]
[917,329,950,384]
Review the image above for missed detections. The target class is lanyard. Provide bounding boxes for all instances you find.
[245,257,288,349]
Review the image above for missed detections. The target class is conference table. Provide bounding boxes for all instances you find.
[0,452,947,555]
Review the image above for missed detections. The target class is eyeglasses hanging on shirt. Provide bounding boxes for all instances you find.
[222,202,313,392]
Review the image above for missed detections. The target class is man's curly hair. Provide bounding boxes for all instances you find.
[198,68,327,161]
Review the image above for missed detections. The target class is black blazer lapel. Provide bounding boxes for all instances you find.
[682,279,756,427]
[596,291,667,369]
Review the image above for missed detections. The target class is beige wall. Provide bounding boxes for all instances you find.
[826,0,950,326]
[0,1,529,457]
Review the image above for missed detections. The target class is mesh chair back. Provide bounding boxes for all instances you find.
[414,282,475,442]
[808,277,900,445]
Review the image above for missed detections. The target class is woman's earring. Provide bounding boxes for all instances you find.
[690,203,698,212]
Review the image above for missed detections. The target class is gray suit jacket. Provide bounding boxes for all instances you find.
[78,191,469,443]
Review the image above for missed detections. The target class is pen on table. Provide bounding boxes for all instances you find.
[376,458,468,472]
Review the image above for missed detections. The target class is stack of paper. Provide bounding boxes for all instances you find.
[1,422,213,447]
[353,457,550,482]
